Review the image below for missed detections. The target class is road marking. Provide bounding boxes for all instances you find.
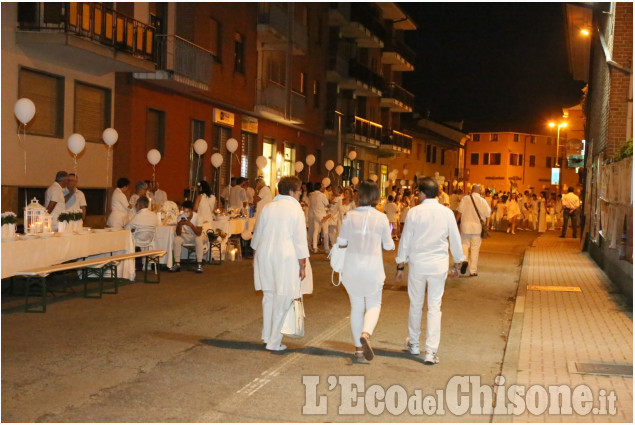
[526,285,581,292]
[198,316,350,422]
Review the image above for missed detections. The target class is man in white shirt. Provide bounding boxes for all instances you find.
[229,177,248,210]
[383,195,399,238]
[437,185,450,207]
[64,173,87,219]
[149,181,168,210]
[169,200,208,273]
[126,197,160,271]
[560,187,581,238]
[253,178,272,226]
[396,177,466,365]
[456,184,491,277]
[308,182,329,253]
[45,171,68,230]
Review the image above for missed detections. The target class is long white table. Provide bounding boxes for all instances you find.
[154,217,256,267]
[1,230,136,280]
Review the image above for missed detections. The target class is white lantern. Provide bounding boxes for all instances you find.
[24,198,46,234]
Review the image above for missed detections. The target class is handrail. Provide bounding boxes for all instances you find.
[384,82,415,107]
[155,35,215,85]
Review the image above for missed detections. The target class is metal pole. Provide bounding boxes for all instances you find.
[556,126,562,193]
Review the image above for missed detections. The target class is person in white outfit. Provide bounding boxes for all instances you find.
[383,195,399,238]
[505,193,521,234]
[45,171,68,230]
[129,181,149,212]
[253,177,273,227]
[194,180,216,231]
[251,176,311,352]
[456,184,491,277]
[395,177,466,365]
[229,177,248,210]
[169,200,208,274]
[64,173,87,219]
[337,181,394,360]
[323,186,342,254]
[308,182,329,253]
[150,181,168,210]
[107,177,132,230]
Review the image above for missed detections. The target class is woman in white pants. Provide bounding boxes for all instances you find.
[336,182,394,360]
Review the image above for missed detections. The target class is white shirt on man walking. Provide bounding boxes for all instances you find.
[456,187,491,276]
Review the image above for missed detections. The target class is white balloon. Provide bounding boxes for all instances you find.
[325,160,334,171]
[335,165,344,175]
[67,133,86,155]
[403,169,409,177]
[147,149,161,165]
[226,138,238,153]
[256,155,268,170]
[322,177,331,188]
[400,179,406,186]
[241,230,252,241]
[306,154,316,166]
[14,98,36,125]
[294,161,304,173]
[388,172,396,181]
[392,169,398,176]
[211,153,223,168]
[193,139,208,155]
[370,174,378,182]
[347,151,357,161]
[384,180,391,188]
[351,176,359,185]
[102,128,118,146]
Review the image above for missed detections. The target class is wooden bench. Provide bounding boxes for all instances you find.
[14,249,166,313]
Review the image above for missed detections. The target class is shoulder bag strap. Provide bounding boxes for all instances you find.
[469,194,485,224]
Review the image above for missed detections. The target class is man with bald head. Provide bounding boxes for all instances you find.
[456,184,491,277]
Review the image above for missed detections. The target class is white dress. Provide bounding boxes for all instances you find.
[107,188,132,229]
[251,195,311,296]
[337,207,395,297]
[196,193,216,230]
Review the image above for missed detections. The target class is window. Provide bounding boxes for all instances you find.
[18,68,64,137]
[313,80,319,109]
[293,71,306,95]
[472,134,480,141]
[283,144,296,177]
[470,153,479,165]
[490,153,501,165]
[426,144,431,162]
[530,136,536,144]
[146,108,165,156]
[234,33,244,74]
[529,155,536,167]
[416,143,421,160]
[513,134,519,142]
[441,149,445,165]
[261,139,276,191]
[267,53,285,85]
[432,146,437,163]
[241,132,257,180]
[74,82,111,142]
[209,18,222,62]
[510,153,523,166]
[490,133,498,141]
[483,153,490,165]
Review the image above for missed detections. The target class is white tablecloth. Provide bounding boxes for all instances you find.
[153,218,256,266]
[1,230,136,280]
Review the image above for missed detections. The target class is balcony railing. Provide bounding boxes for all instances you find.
[346,115,383,143]
[155,35,214,86]
[349,60,384,92]
[17,2,155,62]
[383,82,415,109]
[381,130,413,153]
[350,3,386,43]
[257,2,289,42]
[383,38,416,67]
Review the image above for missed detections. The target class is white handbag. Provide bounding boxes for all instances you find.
[328,244,346,286]
[281,297,305,338]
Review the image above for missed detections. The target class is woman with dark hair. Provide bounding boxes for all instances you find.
[194,180,216,229]
[107,177,132,230]
[336,181,394,361]
[252,176,311,352]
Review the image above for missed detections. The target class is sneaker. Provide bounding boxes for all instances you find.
[169,264,181,272]
[506,228,511,233]
[460,261,469,274]
[405,338,420,355]
[196,264,203,273]
[423,351,439,365]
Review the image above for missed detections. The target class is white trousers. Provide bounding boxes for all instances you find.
[348,288,383,347]
[461,233,482,274]
[174,233,207,263]
[261,290,293,350]
[311,217,329,251]
[408,270,447,353]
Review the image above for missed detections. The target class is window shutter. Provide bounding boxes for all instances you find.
[75,83,110,142]
[19,69,63,137]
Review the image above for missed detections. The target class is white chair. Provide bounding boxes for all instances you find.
[132,225,159,280]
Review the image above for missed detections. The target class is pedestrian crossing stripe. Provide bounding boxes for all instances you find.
[526,285,582,292]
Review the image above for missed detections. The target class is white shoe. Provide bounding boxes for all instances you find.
[506,228,510,233]
[511,231,516,235]
[405,338,420,355]
[423,351,439,365]
[266,344,287,352]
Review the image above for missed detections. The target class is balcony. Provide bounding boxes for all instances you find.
[16,2,156,75]
[340,4,384,49]
[327,53,349,82]
[134,35,215,91]
[255,80,305,125]
[339,60,384,97]
[380,82,414,113]
[382,38,416,72]
[328,3,350,27]
[380,130,413,155]
[257,3,307,55]
[343,116,382,148]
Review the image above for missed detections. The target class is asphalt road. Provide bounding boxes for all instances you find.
[1,230,538,422]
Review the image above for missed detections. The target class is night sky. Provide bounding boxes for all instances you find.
[400,3,587,134]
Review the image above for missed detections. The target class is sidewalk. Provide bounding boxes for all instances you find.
[499,231,633,422]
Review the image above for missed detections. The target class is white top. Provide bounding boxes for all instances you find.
[506,199,521,218]
[45,182,66,223]
[252,195,311,296]
[180,212,201,236]
[337,207,395,297]
[396,199,465,275]
[384,201,399,223]
[245,187,255,204]
[562,192,581,210]
[449,193,462,211]
[107,188,132,230]
[126,208,160,229]
[196,193,216,225]
[457,193,492,235]
[326,196,343,226]
[399,204,410,223]
[308,190,329,219]
[229,186,247,209]
[64,189,87,211]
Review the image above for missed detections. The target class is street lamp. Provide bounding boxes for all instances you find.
[549,121,567,192]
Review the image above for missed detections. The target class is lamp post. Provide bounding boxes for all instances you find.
[549,121,567,192]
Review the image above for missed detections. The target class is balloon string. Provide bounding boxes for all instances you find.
[152,165,156,182]
[307,165,311,182]
[106,147,111,187]
[74,155,78,174]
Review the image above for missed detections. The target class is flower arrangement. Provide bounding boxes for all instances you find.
[58,210,83,222]
[160,201,180,225]
[1,212,17,226]
[207,228,228,241]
